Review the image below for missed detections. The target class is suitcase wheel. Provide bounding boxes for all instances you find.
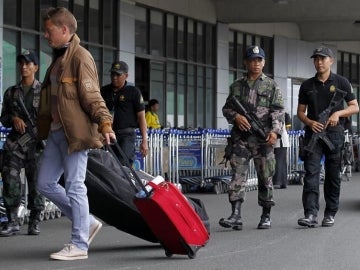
[184,243,197,259]
[165,250,173,258]
[187,250,196,259]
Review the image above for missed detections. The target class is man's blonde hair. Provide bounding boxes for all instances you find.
[42,7,77,34]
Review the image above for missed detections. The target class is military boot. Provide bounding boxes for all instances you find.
[257,207,271,229]
[219,200,243,230]
[28,211,41,235]
[0,209,20,236]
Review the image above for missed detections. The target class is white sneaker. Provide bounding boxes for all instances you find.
[88,219,102,245]
[50,244,88,261]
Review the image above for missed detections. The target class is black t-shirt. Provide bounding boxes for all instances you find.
[298,72,355,126]
[100,82,145,130]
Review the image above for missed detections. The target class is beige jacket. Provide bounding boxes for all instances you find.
[37,34,112,153]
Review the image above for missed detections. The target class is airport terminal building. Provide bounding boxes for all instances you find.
[1,0,359,130]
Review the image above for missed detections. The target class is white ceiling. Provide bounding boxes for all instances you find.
[214,0,360,41]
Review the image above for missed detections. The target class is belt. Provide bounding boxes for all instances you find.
[115,127,135,134]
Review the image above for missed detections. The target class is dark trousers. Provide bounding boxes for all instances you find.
[302,130,344,217]
[114,130,136,165]
[273,147,288,187]
[2,139,44,213]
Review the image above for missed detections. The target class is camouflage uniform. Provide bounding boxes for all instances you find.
[223,73,285,207]
[0,80,45,234]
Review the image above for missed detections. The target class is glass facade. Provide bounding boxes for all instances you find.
[2,0,118,93]
[135,5,216,129]
[5,0,353,132]
[338,51,360,131]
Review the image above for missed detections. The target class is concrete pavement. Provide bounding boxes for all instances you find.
[1,174,360,270]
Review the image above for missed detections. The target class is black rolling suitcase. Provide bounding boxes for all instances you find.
[85,148,158,243]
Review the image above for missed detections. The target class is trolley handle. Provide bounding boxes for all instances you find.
[105,142,150,197]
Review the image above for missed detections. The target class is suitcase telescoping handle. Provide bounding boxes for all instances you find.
[105,142,151,197]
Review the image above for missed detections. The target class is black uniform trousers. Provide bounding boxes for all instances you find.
[302,127,344,217]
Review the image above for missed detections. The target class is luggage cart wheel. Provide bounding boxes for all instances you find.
[55,209,62,219]
[18,216,24,226]
[39,211,45,221]
[165,249,173,258]
[213,182,222,194]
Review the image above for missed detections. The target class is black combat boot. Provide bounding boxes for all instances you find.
[257,207,271,229]
[0,209,20,237]
[28,211,41,235]
[219,200,243,230]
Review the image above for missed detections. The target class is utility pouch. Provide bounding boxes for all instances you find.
[17,133,33,147]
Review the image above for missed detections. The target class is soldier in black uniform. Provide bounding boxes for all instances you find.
[297,47,359,228]
[0,50,45,236]
[101,61,148,164]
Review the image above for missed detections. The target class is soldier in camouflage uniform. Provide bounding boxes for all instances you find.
[0,50,45,236]
[219,46,285,230]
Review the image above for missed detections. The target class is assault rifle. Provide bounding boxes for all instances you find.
[304,88,347,154]
[16,97,46,149]
[229,96,267,140]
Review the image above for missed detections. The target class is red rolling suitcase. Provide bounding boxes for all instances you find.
[110,143,209,259]
[134,179,210,259]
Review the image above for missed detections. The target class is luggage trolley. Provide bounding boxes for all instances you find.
[287,130,305,185]
[134,130,147,172]
[171,129,204,193]
[341,129,353,181]
[136,128,164,176]
[352,133,360,172]
[200,129,258,194]
[202,129,231,194]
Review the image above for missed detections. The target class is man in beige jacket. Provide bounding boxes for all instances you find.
[37,7,116,261]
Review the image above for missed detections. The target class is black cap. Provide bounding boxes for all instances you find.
[110,61,129,75]
[310,46,334,58]
[245,45,265,59]
[16,50,39,65]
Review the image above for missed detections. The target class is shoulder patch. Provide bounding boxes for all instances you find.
[82,79,92,91]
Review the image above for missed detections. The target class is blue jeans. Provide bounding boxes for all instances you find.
[37,129,95,251]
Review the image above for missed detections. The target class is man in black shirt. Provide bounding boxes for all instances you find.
[297,46,359,228]
[101,61,148,164]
